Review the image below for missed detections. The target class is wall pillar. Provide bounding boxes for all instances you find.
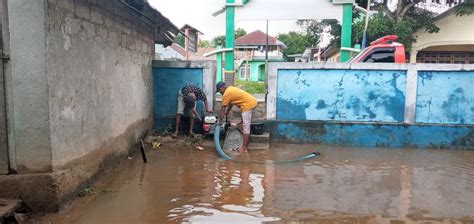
[0,0,8,174]
[7,0,52,173]
[225,0,235,85]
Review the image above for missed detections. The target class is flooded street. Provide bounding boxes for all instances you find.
[39,142,474,223]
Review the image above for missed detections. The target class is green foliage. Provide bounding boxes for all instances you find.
[199,40,211,48]
[277,32,313,60]
[211,28,247,47]
[211,35,226,47]
[352,8,440,51]
[174,34,185,48]
[235,28,247,39]
[235,80,265,94]
[455,3,474,16]
[296,19,341,47]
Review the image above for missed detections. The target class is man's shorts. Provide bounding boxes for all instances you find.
[241,109,254,135]
[177,90,195,117]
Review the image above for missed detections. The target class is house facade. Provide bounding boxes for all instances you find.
[410,5,474,64]
[235,30,286,82]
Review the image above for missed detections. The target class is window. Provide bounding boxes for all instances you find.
[362,48,395,63]
[239,64,250,80]
[417,51,474,64]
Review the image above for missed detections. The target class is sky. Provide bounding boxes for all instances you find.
[148,0,307,40]
[148,0,450,45]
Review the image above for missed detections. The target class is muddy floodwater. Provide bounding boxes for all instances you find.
[39,142,474,223]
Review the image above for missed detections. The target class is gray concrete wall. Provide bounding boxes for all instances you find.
[7,0,53,173]
[46,0,155,170]
[0,0,159,211]
[0,0,7,174]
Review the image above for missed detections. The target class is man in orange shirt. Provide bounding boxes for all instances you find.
[216,82,257,152]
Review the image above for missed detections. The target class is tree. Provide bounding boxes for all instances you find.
[455,2,474,16]
[235,28,247,39]
[277,32,313,60]
[352,0,472,51]
[299,1,469,52]
[211,35,226,47]
[173,34,185,48]
[297,19,340,47]
[210,28,248,47]
[199,40,211,48]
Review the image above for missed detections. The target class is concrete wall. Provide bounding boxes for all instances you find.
[47,0,155,170]
[277,69,406,122]
[416,71,474,124]
[267,62,474,149]
[0,0,7,175]
[410,11,474,62]
[7,0,53,173]
[0,0,160,211]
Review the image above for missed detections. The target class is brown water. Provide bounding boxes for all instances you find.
[39,143,474,224]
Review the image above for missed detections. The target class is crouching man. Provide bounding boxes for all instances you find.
[172,84,212,138]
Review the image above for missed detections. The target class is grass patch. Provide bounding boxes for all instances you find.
[235,80,265,94]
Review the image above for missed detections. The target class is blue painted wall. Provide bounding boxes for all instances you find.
[277,69,406,122]
[416,71,474,125]
[152,68,203,128]
[267,120,474,149]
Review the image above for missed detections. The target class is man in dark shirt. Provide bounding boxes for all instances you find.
[172,84,212,138]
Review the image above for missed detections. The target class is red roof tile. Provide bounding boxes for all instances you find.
[235,30,279,46]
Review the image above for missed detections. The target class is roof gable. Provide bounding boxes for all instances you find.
[235,30,280,46]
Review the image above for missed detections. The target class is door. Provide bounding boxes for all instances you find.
[0,1,8,174]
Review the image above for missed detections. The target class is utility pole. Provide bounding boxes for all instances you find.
[264,20,269,101]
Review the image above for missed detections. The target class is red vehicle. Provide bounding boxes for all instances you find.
[350,35,406,63]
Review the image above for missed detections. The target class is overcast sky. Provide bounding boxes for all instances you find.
[148,0,304,40]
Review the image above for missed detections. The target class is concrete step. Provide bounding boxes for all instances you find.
[250,132,270,144]
[249,142,270,150]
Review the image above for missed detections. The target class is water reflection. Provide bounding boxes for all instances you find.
[40,144,474,224]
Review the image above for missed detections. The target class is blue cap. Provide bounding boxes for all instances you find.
[216,82,226,92]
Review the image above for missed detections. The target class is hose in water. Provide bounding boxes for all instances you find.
[213,125,320,164]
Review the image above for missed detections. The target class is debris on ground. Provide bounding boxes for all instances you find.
[78,187,114,197]
[0,198,29,223]
[78,187,96,197]
[142,128,211,151]
[151,142,161,149]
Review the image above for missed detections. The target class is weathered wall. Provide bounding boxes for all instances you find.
[0,0,168,211]
[277,69,406,122]
[0,0,7,174]
[416,71,474,124]
[7,0,53,173]
[46,0,155,169]
[267,63,474,149]
[267,121,474,149]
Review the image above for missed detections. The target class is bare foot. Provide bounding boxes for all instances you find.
[234,147,248,152]
[171,132,178,138]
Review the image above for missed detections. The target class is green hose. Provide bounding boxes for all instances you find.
[213,125,320,164]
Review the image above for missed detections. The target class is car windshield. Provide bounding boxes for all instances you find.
[349,48,368,63]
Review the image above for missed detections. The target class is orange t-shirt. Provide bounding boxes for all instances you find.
[222,86,257,112]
